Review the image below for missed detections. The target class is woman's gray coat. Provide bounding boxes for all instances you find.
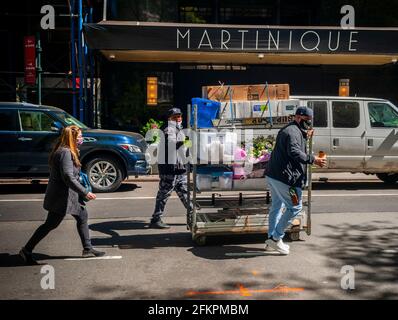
[43,147,88,215]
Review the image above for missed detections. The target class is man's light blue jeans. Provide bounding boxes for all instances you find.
[266,176,303,240]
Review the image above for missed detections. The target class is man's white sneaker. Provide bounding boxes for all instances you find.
[265,242,290,251]
[265,238,290,255]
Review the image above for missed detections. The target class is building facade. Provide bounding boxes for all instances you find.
[3,0,398,132]
[88,0,398,132]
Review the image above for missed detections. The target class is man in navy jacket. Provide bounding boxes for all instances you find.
[265,106,326,254]
[150,108,192,229]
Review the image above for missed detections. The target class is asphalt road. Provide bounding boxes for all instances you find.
[0,173,397,300]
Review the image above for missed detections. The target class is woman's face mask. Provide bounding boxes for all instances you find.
[77,135,83,146]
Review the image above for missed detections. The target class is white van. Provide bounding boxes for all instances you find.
[288,96,398,184]
[199,95,398,184]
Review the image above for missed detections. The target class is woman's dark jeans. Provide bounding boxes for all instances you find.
[25,206,92,252]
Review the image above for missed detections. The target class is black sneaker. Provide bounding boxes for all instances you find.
[149,219,170,229]
[82,248,106,258]
[19,247,38,265]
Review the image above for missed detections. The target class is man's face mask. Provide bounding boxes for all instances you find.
[170,118,183,129]
[299,118,312,131]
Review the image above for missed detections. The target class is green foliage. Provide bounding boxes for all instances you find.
[113,80,145,124]
[252,135,275,158]
[141,118,164,143]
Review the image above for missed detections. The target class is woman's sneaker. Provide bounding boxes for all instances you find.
[265,238,290,255]
[19,247,38,265]
[82,248,106,258]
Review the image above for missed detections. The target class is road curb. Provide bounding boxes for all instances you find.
[0,176,161,184]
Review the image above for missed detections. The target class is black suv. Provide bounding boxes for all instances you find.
[0,102,150,192]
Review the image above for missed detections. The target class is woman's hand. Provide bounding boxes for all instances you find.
[86,192,97,200]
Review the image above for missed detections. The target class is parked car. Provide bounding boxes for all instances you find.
[0,102,150,192]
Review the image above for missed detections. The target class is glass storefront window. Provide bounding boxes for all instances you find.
[179,6,213,24]
[157,72,174,105]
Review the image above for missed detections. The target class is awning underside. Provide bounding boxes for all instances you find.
[100,50,397,65]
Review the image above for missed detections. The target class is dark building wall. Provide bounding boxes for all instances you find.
[0,0,103,115]
[101,61,398,129]
[175,64,398,109]
[99,0,398,131]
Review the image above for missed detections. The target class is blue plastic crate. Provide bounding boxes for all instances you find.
[190,98,220,128]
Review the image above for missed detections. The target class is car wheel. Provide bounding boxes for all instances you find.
[376,173,398,185]
[85,156,124,193]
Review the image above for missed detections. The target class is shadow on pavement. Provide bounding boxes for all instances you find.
[89,220,185,237]
[107,183,141,193]
[0,184,48,194]
[188,245,285,260]
[89,219,283,259]
[305,221,398,299]
[0,182,141,194]
[0,253,85,267]
[0,253,32,267]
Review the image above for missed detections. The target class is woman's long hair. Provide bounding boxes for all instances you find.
[49,125,82,167]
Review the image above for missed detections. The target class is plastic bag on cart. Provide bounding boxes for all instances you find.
[198,131,238,163]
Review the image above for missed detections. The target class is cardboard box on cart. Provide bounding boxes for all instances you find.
[202,84,290,102]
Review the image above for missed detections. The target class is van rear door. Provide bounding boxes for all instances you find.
[329,100,366,170]
[364,101,398,171]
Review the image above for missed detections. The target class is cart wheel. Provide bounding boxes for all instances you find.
[289,232,300,241]
[194,236,207,246]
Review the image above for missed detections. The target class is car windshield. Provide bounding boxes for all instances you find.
[54,112,89,129]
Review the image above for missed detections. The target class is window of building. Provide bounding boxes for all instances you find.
[332,101,360,128]
[219,0,276,25]
[19,111,54,132]
[0,109,18,131]
[307,101,328,127]
[179,5,213,23]
[368,102,398,128]
[156,72,174,106]
[107,0,178,22]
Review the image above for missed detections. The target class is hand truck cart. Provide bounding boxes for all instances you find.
[186,103,313,246]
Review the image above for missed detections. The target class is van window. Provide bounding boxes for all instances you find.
[19,111,54,132]
[368,102,398,128]
[307,101,328,127]
[332,101,360,128]
[0,109,18,131]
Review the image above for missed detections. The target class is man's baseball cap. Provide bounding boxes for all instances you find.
[295,106,313,118]
[167,107,182,118]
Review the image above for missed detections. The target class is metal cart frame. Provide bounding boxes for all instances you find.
[186,103,312,246]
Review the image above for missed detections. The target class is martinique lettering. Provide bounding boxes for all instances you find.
[176,28,359,53]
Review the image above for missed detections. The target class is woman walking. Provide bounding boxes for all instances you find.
[19,125,105,264]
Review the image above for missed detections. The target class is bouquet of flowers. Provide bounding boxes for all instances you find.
[140,119,164,144]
